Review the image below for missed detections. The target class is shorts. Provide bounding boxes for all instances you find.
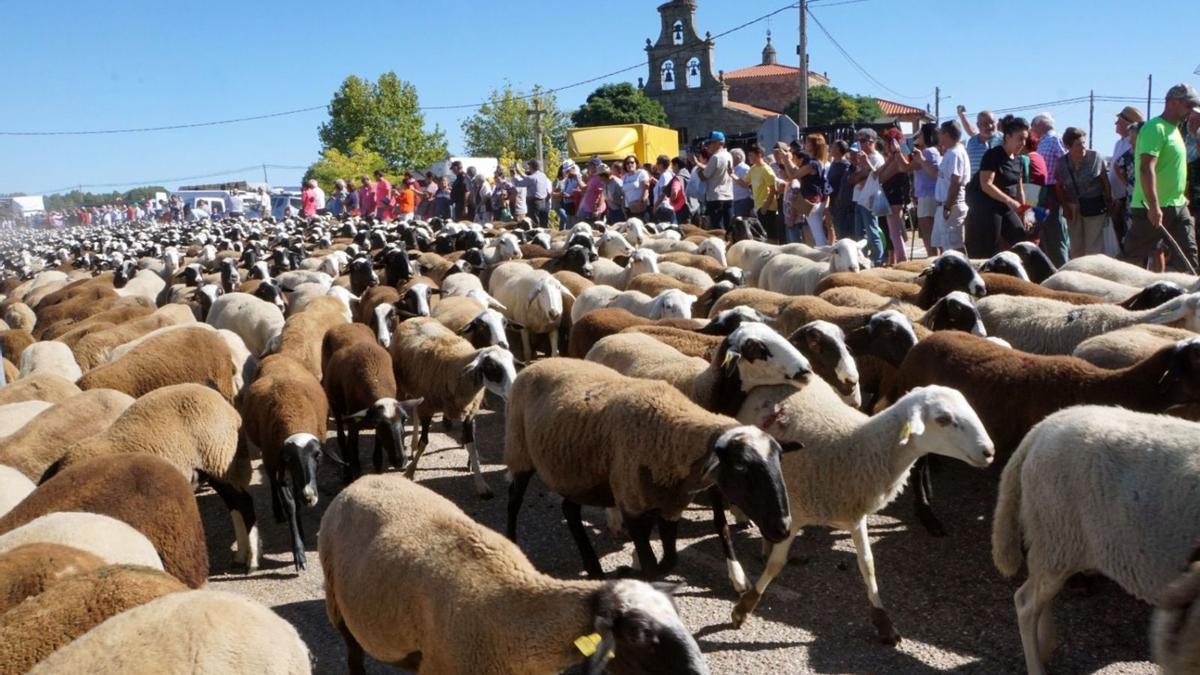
[1126,205,1199,269]
[917,195,937,219]
[932,202,966,250]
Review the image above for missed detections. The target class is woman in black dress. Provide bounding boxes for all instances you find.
[965,115,1030,257]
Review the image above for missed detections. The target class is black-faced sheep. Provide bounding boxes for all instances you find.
[814,251,986,309]
[320,473,709,675]
[505,358,799,579]
[993,407,1200,675]
[731,379,993,643]
[321,324,420,485]
[389,317,516,498]
[240,354,331,571]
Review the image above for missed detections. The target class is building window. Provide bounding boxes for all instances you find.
[686,57,701,88]
[672,20,684,45]
[660,60,676,91]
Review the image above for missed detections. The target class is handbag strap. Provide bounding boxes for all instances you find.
[1065,153,1083,199]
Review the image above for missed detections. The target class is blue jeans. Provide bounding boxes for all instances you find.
[733,198,754,218]
[854,204,885,265]
[784,222,804,244]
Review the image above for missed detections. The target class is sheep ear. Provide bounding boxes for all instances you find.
[342,407,371,423]
[487,297,507,311]
[779,441,805,453]
[399,398,423,417]
[556,281,576,300]
[321,443,349,467]
[917,265,934,278]
[898,409,926,445]
[1146,298,1191,325]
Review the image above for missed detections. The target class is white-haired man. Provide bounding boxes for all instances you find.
[1033,112,1068,266]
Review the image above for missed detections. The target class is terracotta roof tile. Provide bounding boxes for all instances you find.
[725,100,777,117]
[875,98,930,117]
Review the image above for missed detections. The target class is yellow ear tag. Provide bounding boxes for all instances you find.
[574,633,614,658]
[722,352,735,367]
[899,421,911,442]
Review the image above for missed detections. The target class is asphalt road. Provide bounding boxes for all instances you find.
[199,405,1157,674]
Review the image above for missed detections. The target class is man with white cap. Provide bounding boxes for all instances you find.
[1125,83,1200,273]
[694,130,734,230]
[1110,105,1145,245]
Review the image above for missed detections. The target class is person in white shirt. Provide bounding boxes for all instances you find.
[620,155,650,218]
[730,148,753,218]
[650,154,676,223]
[312,180,327,211]
[848,128,886,265]
[932,120,970,254]
[694,130,734,230]
[1109,106,1144,245]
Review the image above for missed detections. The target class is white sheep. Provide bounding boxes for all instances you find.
[1041,270,1142,302]
[598,229,635,258]
[656,261,715,289]
[730,379,994,644]
[992,406,1200,675]
[319,474,709,675]
[115,268,166,304]
[696,236,729,266]
[1061,253,1197,288]
[0,401,54,439]
[976,292,1200,354]
[590,248,661,289]
[1072,324,1198,369]
[0,512,164,571]
[0,465,34,517]
[28,589,312,675]
[571,286,696,324]
[206,291,285,357]
[488,262,574,361]
[18,342,81,383]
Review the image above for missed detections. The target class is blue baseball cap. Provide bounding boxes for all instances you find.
[706,130,726,143]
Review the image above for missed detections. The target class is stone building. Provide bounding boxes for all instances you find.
[640,0,931,142]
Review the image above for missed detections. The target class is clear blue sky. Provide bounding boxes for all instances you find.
[2,0,1196,196]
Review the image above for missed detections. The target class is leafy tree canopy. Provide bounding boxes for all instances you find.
[461,84,569,162]
[304,137,388,193]
[785,86,885,127]
[571,83,668,128]
[318,72,447,171]
[43,187,168,211]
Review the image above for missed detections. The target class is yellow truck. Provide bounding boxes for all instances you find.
[566,123,680,164]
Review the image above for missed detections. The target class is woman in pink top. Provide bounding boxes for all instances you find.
[301,182,318,216]
[373,169,391,219]
[577,163,608,222]
[357,175,374,217]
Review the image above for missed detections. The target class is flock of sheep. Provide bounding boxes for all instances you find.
[0,209,1197,674]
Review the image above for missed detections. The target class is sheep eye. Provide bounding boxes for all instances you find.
[935,414,953,427]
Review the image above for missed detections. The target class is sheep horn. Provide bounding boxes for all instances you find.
[322,444,348,467]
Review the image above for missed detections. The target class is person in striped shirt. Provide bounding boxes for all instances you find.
[957,106,1003,180]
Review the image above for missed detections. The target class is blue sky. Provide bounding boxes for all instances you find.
[2,0,1196,196]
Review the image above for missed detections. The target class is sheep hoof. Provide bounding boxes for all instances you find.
[870,607,901,646]
[916,511,948,538]
[731,589,760,628]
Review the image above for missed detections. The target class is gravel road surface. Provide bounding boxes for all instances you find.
[198,407,1156,674]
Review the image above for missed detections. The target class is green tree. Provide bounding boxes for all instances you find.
[304,137,388,193]
[318,73,447,171]
[570,83,668,128]
[785,86,885,127]
[461,84,569,162]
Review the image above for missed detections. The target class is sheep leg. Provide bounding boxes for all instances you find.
[337,620,367,675]
[209,479,260,572]
[333,416,354,485]
[1014,570,1068,675]
[279,483,306,571]
[562,499,606,579]
[621,512,661,578]
[462,415,493,499]
[710,488,749,593]
[403,414,430,480]
[521,329,533,362]
[731,530,797,628]
[347,424,363,480]
[267,471,285,523]
[505,470,534,541]
[548,329,560,357]
[850,518,900,645]
[657,516,679,574]
[911,457,947,537]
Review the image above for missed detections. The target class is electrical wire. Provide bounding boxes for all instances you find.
[34,164,309,193]
[0,4,799,136]
[805,8,933,101]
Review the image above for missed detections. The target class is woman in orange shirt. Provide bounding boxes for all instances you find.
[396,179,418,222]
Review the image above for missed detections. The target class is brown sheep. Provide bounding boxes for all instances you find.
[70,305,194,371]
[0,373,81,406]
[78,326,236,401]
[0,389,134,481]
[980,272,1103,305]
[659,251,726,279]
[567,307,705,359]
[0,329,35,361]
[0,543,105,614]
[240,354,330,571]
[274,296,348,379]
[34,286,120,339]
[0,454,209,587]
[0,564,187,675]
[42,302,155,342]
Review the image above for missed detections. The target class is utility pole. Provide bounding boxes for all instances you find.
[1088,90,1094,149]
[262,164,269,185]
[934,86,940,122]
[527,96,546,170]
[797,0,808,129]
[1147,74,1153,117]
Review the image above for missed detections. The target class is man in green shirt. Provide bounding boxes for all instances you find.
[738,144,778,242]
[1126,83,1200,272]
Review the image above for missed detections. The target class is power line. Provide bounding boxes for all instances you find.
[0,4,799,137]
[805,8,932,101]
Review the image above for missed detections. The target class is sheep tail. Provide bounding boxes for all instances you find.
[992,431,1033,577]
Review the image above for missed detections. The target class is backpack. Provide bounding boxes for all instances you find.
[667,175,686,212]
